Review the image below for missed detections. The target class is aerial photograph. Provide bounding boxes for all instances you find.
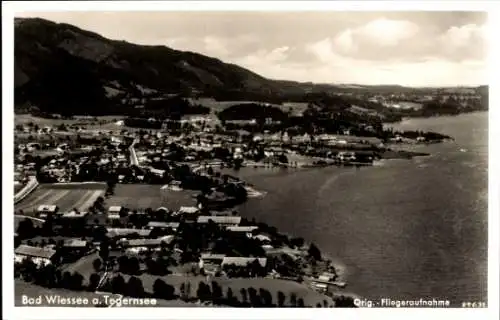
[10,9,489,309]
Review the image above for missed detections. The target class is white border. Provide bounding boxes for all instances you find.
[2,2,499,320]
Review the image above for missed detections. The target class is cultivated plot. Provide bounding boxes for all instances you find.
[15,184,106,214]
[106,184,198,211]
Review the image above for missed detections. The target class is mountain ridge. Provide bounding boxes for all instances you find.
[14,17,487,115]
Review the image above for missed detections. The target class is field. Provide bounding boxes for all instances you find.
[106,184,198,211]
[15,183,106,215]
[14,215,45,232]
[15,280,205,307]
[15,114,121,127]
[188,98,283,113]
[15,280,109,307]
[118,273,334,307]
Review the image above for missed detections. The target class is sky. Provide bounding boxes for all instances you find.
[15,11,488,87]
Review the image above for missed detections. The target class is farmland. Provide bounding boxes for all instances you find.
[117,273,335,307]
[15,183,106,214]
[106,184,198,211]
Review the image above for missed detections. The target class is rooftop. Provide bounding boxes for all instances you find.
[197,216,242,225]
[15,245,56,260]
[221,257,267,267]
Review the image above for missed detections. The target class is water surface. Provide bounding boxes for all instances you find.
[234,112,488,305]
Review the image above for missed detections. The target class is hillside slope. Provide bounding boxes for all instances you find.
[14,17,286,114]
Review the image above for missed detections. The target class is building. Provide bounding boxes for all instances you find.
[199,253,226,275]
[146,221,180,231]
[61,239,91,258]
[221,257,267,268]
[253,234,272,244]
[15,245,57,267]
[197,216,242,226]
[106,228,151,238]
[226,226,258,237]
[180,206,199,214]
[118,237,173,248]
[108,206,124,216]
[36,205,59,218]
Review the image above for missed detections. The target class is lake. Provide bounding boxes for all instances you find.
[233,112,488,306]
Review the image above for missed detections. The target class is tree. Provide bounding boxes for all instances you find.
[277,291,286,307]
[196,281,211,302]
[180,282,188,301]
[17,219,35,239]
[126,276,145,298]
[290,237,305,248]
[211,281,223,304]
[70,272,84,291]
[290,293,297,307]
[226,287,236,306]
[308,243,322,261]
[153,278,175,300]
[88,273,101,291]
[98,238,110,260]
[333,295,356,308]
[111,274,126,294]
[297,298,305,308]
[54,269,63,288]
[127,257,141,275]
[92,258,102,272]
[117,256,129,273]
[240,288,248,306]
[61,271,73,289]
[247,287,260,307]
[259,288,273,307]
[153,278,165,298]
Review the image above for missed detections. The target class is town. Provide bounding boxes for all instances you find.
[15,80,486,308]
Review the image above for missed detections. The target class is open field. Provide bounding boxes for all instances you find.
[118,273,334,307]
[15,114,127,134]
[15,280,109,307]
[15,184,106,214]
[61,252,101,287]
[15,114,121,126]
[106,184,198,211]
[188,98,282,113]
[14,215,45,232]
[15,280,205,307]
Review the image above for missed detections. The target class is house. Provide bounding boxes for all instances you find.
[15,245,57,267]
[36,205,59,218]
[146,221,180,231]
[106,228,151,238]
[252,234,272,244]
[221,257,267,268]
[63,239,89,250]
[61,211,88,219]
[177,206,199,215]
[197,216,241,226]
[118,237,173,248]
[61,239,91,257]
[199,253,226,275]
[311,282,328,293]
[108,206,124,216]
[226,226,258,236]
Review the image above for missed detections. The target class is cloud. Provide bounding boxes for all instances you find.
[439,23,487,61]
[442,23,486,47]
[332,18,419,55]
[14,11,487,86]
[203,36,230,57]
[358,18,420,46]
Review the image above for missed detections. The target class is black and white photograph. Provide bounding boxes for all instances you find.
[2,1,498,319]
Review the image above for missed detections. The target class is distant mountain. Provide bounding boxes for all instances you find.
[14,17,293,114]
[14,17,487,116]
